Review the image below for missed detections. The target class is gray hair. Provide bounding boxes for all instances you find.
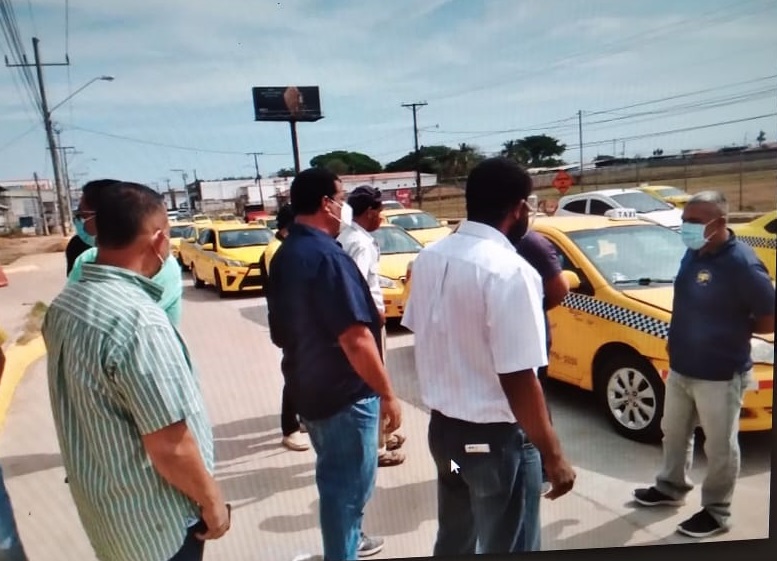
[687,190,728,218]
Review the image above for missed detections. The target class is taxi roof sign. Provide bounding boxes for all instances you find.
[606,208,638,220]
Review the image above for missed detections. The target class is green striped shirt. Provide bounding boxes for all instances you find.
[42,263,214,561]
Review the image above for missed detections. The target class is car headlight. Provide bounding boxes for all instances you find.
[750,338,774,365]
[224,259,249,267]
[379,275,397,289]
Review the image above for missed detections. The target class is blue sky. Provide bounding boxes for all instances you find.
[1,0,776,188]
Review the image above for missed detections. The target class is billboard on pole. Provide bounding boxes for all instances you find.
[252,86,323,122]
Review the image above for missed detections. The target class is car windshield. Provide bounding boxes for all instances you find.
[655,187,686,198]
[382,201,404,210]
[568,225,687,286]
[611,192,673,213]
[218,228,272,248]
[388,212,440,230]
[265,219,278,229]
[372,227,424,255]
[169,225,189,238]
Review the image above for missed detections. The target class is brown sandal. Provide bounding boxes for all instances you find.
[378,450,405,467]
[385,433,406,451]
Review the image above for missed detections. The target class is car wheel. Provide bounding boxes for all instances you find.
[191,266,205,289]
[596,353,664,443]
[214,269,226,298]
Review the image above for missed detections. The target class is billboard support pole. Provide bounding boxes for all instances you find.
[289,120,301,175]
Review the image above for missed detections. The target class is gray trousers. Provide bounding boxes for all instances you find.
[655,369,751,527]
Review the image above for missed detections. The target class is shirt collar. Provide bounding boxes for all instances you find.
[81,263,165,302]
[289,222,338,244]
[456,220,516,252]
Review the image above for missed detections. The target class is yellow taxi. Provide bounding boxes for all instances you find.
[250,216,278,232]
[213,213,242,224]
[168,221,193,262]
[731,210,776,279]
[177,224,210,270]
[380,208,452,246]
[188,223,274,297]
[191,213,212,225]
[371,224,424,319]
[531,210,773,442]
[637,184,691,208]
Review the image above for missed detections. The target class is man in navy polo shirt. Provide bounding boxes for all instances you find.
[267,167,402,561]
[633,191,775,538]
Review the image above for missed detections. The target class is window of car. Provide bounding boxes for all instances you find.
[589,199,614,215]
[610,192,673,213]
[372,226,424,255]
[218,228,273,248]
[169,225,190,239]
[388,212,440,230]
[764,218,777,235]
[561,199,587,214]
[197,229,214,246]
[568,225,686,286]
[655,187,686,198]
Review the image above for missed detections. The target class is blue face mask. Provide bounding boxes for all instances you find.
[74,216,96,247]
[680,220,714,250]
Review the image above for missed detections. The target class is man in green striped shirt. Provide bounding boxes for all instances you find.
[42,181,230,561]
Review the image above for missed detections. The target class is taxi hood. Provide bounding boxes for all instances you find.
[620,286,673,314]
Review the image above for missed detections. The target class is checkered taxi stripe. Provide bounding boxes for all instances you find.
[562,292,670,340]
[738,235,777,250]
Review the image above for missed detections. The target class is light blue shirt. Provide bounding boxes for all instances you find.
[68,248,183,326]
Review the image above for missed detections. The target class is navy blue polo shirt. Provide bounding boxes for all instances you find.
[266,223,381,420]
[668,231,775,381]
[515,230,562,351]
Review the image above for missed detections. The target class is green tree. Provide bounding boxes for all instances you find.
[275,168,296,177]
[384,145,456,175]
[310,151,383,174]
[756,130,766,146]
[501,135,566,167]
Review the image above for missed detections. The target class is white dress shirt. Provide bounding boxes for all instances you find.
[338,222,385,313]
[401,220,547,424]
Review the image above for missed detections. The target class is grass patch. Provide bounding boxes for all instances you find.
[16,301,49,345]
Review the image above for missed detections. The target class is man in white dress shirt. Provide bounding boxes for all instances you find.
[401,157,576,555]
[338,185,407,467]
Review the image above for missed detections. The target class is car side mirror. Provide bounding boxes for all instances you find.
[561,269,582,290]
[201,243,214,251]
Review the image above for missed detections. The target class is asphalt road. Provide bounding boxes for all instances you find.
[0,252,771,561]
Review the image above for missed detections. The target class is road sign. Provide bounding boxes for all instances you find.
[552,170,574,194]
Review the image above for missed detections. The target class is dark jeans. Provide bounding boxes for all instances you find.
[303,396,380,561]
[167,526,204,561]
[0,466,27,561]
[281,382,301,437]
[428,410,542,555]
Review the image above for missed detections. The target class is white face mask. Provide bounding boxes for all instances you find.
[329,199,354,231]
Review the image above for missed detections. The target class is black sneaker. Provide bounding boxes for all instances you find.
[357,533,384,557]
[677,509,727,538]
[633,487,684,507]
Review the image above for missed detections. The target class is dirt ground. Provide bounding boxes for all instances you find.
[0,235,69,267]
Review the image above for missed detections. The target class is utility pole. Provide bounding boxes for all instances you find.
[577,110,584,192]
[6,38,70,235]
[402,101,428,207]
[33,172,49,236]
[170,169,189,209]
[54,128,77,224]
[246,152,266,208]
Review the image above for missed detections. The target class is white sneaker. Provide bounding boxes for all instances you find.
[282,431,310,451]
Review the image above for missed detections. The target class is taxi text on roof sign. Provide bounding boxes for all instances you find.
[606,208,638,220]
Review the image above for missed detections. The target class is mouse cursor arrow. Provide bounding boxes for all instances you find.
[450,460,460,474]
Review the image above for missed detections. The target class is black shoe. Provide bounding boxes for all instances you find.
[677,509,727,538]
[633,487,684,507]
[357,533,384,557]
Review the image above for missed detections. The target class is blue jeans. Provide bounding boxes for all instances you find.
[303,396,380,561]
[0,466,27,561]
[429,411,542,555]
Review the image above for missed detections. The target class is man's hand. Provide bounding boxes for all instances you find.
[196,501,231,540]
[381,395,402,433]
[543,456,576,500]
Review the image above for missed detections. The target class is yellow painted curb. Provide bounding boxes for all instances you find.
[0,334,46,431]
